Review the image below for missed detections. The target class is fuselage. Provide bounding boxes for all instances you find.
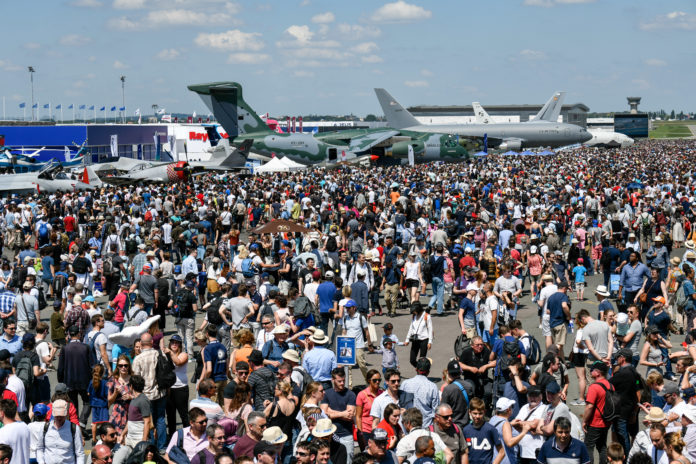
[243,131,351,165]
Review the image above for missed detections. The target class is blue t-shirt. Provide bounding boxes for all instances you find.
[463,422,501,464]
[42,256,54,280]
[459,297,476,323]
[598,299,614,318]
[316,281,337,314]
[684,280,695,310]
[648,310,671,336]
[203,341,228,382]
[320,387,356,438]
[548,292,571,328]
[572,265,587,283]
[537,437,591,464]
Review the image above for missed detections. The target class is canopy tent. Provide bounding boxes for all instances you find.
[501,150,519,156]
[279,156,307,170]
[473,151,488,157]
[253,219,309,234]
[539,150,555,156]
[255,157,293,173]
[520,150,536,156]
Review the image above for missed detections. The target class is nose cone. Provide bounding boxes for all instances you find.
[579,128,592,143]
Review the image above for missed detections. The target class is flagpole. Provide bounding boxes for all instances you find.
[72,105,75,123]
[94,107,96,123]
[49,103,52,121]
[23,107,26,121]
[2,96,5,121]
[61,106,63,122]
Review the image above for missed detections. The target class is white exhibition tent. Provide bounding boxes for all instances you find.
[255,156,307,173]
[279,156,307,170]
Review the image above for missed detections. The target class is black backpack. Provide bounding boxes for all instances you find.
[9,265,27,290]
[293,296,314,319]
[72,257,88,274]
[156,352,177,391]
[421,260,433,284]
[125,238,137,255]
[293,366,313,394]
[498,340,521,373]
[454,333,471,360]
[597,381,621,422]
[326,235,337,253]
[522,334,542,366]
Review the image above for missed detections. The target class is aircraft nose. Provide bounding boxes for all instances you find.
[580,129,592,142]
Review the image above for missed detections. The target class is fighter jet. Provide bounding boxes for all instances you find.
[101,140,253,185]
[188,81,486,165]
[0,161,102,195]
[376,89,592,151]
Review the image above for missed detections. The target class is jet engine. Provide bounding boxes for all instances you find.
[498,139,522,151]
[391,140,424,158]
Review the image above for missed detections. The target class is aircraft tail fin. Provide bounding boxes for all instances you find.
[472,102,493,124]
[534,91,566,122]
[220,139,253,169]
[64,146,71,162]
[374,88,421,130]
[187,82,273,138]
[80,165,103,187]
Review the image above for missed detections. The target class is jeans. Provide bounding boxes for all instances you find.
[151,396,167,450]
[409,338,428,368]
[338,434,355,464]
[176,318,195,357]
[613,419,631,460]
[166,386,190,439]
[584,425,609,464]
[428,276,444,314]
[661,346,674,376]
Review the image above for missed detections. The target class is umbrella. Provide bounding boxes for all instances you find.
[473,151,488,157]
[253,219,309,234]
[520,150,535,156]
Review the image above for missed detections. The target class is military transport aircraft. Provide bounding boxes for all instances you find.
[376,88,592,151]
[188,81,488,165]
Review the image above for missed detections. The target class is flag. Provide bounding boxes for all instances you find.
[79,104,86,110]
[110,134,118,158]
[100,106,105,111]
[89,105,94,110]
[192,111,197,119]
[43,104,49,109]
[134,108,141,116]
[110,106,116,111]
[19,103,26,108]
[156,108,165,115]
[32,103,38,108]
[68,104,73,109]
[56,104,62,109]
[119,106,125,111]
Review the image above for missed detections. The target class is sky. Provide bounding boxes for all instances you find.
[2,0,695,119]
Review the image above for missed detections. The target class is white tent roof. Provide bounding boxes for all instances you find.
[255,156,292,173]
[279,156,307,170]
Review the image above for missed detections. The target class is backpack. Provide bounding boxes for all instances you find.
[156,351,177,391]
[326,235,337,253]
[454,333,471,360]
[124,308,146,328]
[37,286,47,311]
[9,265,27,290]
[87,330,102,358]
[498,340,521,373]
[522,334,542,366]
[293,366,313,394]
[172,290,193,319]
[596,381,621,422]
[676,283,688,311]
[52,274,67,298]
[641,214,651,230]
[72,257,88,274]
[241,257,256,278]
[125,238,137,255]
[293,296,314,319]
[144,210,153,222]
[102,254,115,276]
[38,222,49,241]
[15,355,35,389]
[167,429,193,464]
[421,260,433,284]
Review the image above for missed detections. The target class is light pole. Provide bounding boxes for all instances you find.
[28,66,35,121]
[152,103,158,120]
[120,75,126,123]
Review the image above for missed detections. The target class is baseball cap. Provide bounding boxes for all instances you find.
[545,382,561,394]
[590,360,609,374]
[527,385,542,396]
[53,399,69,417]
[54,383,68,394]
[653,296,667,305]
[369,428,389,442]
[170,334,183,344]
[447,359,462,376]
[33,403,49,416]
[495,397,516,411]
[613,348,633,363]
[344,300,356,308]
[67,325,80,336]
[658,382,680,397]
[185,280,195,289]
[21,333,35,344]
[0,350,10,362]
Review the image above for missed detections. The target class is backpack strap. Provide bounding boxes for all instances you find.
[178,428,184,448]
[197,450,208,464]
[453,380,469,405]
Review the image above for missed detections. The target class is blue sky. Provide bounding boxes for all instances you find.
[2,0,695,118]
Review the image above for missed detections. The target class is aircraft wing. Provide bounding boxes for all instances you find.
[347,130,400,153]
[100,175,138,186]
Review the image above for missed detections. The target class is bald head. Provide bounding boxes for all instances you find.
[140,333,153,347]
[92,444,112,463]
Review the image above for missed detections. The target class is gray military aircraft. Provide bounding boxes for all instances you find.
[375,89,592,151]
[0,162,102,195]
[473,91,566,125]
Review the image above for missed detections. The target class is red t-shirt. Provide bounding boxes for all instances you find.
[64,216,76,232]
[2,389,18,407]
[356,387,383,434]
[586,378,612,428]
[111,292,129,323]
[46,401,80,425]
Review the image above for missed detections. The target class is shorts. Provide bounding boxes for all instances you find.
[406,278,420,289]
[575,282,585,292]
[482,327,498,345]
[571,352,587,367]
[591,245,603,261]
[552,324,567,346]
[542,314,551,337]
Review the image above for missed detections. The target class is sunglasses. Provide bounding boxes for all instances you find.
[296,452,309,457]
[262,322,272,326]
[237,371,249,376]
[437,414,453,420]
[195,419,208,425]
[388,379,400,384]
[5,327,15,331]
[370,378,381,383]
[118,364,129,368]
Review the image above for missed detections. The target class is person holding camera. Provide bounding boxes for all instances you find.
[403,303,432,369]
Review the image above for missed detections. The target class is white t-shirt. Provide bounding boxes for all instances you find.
[481,295,499,330]
[6,375,26,413]
[515,403,548,459]
[87,329,109,366]
[35,340,50,380]
[0,421,31,464]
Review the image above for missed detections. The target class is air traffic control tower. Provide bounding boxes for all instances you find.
[614,96,649,138]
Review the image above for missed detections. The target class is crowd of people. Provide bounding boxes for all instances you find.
[0,139,696,464]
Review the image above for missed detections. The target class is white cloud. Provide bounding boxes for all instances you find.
[113,0,145,9]
[285,25,314,43]
[23,42,41,49]
[113,60,128,69]
[86,73,97,79]
[632,79,650,90]
[88,56,97,62]
[641,11,696,30]
[370,1,431,23]
[353,42,378,54]
[146,9,237,26]
[227,53,270,64]
[404,80,428,87]
[515,49,547,60]
[73,80,87,89]
[69,0,102,6]
[333,23,382,40]
[524,0,596,6]
[107,16,139,29]
[156,48,181,60]
[293,70,315,77]
[311,12,335,23]
[0,60,22,72]
[59,34,92,46]
[420,69,433,76]
[644,58,666,67]
[195,30,265,51]
[361,55,383,63]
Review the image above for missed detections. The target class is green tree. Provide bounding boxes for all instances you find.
[670,110,676,119]
[364,114,377,122]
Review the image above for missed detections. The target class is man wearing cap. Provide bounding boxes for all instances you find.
[627,408,666,459]
[348,254,374,291]
[170,279,199,357]
[14,281,39,338]
[401,358,440,427]
[339,299,372,388]
[539,382,572,438]
[488,397,531,464]
[246,349,276,411]
[514,385,548,463]
[303,329,337,390]
[261,324,290,373]
[582,361,613,464]
[35,398,85,464]
[57,324,94,432]
[11,332,43,419]
[130,263,158,315]
[608,347,641,457]
[660,382,687,430]
[381,257,402,318]
[365,427,396,464]
[647,237,669,281]
[63,291,90,341]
